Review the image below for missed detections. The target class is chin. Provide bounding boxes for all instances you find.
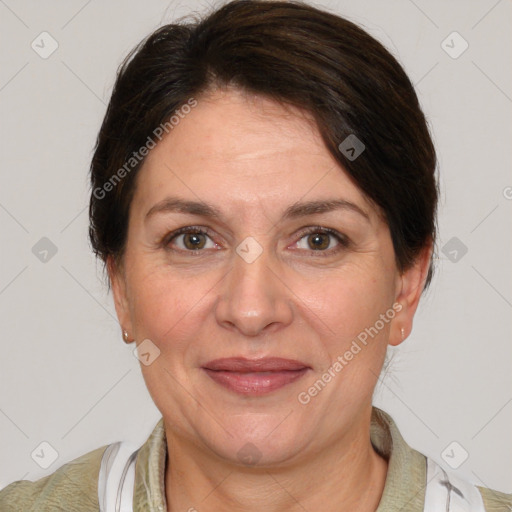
[194,415,307,468]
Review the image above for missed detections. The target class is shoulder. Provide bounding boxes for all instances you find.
[424,456,511,512]
[478,485,512,512]
[371,408,511,511]
[0,444,108,512]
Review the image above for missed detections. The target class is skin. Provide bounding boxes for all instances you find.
[109,87,432,512]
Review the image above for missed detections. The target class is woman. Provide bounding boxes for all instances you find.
[1,1,509,510]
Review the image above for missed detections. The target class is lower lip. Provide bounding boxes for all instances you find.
[203,368,309,395]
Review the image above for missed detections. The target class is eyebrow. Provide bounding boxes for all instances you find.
[144,196,370,223]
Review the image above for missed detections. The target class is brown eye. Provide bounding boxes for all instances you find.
[166,228,217,252]
[307,233,330,250]
[293,227,349,255]
[183,232,207,250]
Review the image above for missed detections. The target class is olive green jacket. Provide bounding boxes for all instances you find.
[1,407,510,511]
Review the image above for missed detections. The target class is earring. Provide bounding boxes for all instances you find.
[401,327,405,340]
[122,330,132,343]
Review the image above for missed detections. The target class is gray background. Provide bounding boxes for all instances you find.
[1,0,511,494]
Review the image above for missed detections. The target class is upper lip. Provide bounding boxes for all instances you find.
[202,357,309,372]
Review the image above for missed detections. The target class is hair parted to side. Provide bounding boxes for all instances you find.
[89,0,438,291]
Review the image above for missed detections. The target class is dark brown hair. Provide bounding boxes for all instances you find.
[89,0,438,289]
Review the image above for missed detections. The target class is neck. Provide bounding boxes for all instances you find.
[164,410,388,512]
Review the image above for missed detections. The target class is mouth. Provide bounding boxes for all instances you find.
[201,357,310,395]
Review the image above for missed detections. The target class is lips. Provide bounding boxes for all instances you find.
[202,357,309,372]
[202,357,310,395]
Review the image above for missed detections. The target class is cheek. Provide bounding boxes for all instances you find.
[297,263,396,346]
[127,261,216,345]
[127,265,210,403]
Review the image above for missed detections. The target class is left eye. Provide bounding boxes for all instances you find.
[294,230,345,251]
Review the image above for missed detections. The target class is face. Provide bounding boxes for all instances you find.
[110,87,429,466]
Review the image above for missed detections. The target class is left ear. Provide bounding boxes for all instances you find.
[389,241,433,346]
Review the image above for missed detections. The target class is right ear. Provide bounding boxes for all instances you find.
[107,255,133,338]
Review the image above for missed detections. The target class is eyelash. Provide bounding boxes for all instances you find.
[161,225,350,257]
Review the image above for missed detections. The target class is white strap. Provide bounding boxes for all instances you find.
[424,457,486,512]
[98,441,139,512]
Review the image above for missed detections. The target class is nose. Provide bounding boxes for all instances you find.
[214,242,294,337]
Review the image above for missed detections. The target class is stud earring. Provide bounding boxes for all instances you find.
[401,327,405,340]
[122,330,132,343]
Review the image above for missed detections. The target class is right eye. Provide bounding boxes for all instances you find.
[165,227,219,253]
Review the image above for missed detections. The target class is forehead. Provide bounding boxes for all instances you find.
[131,88,377,220]
[158,89,327,165]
